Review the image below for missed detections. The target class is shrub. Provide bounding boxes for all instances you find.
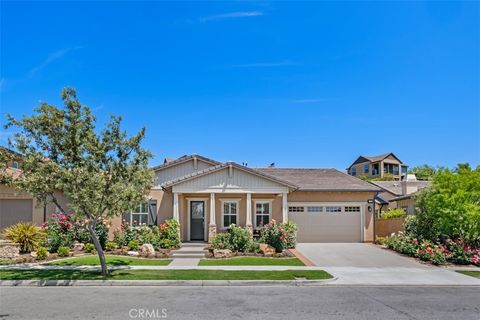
[228,225,252,252]
[36,247,49,260]
[84,243,96,253]
[3,222,46,253]
[42,213,75,252]
[114,223,138,247]
[246,240,260,253]
[210,232,232,250]
[158,219,181,249]
[113,220,181,250]
[259,220,287,253]
[57,246,70,257]
[73,219,109,249]
[282,221,297,249]
[128,240,139,251]
[380,208,406,220]
[105,241,117,251]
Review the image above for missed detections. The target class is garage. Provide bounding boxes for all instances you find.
[288,203,363,242]
[0,199,33,230]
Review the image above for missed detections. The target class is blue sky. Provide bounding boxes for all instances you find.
[1,1,478,169]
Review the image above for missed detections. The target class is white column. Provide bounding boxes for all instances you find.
[209,193,216,225]
[173,192,179,221]
[282,193,288,223]
[246,192,252,226]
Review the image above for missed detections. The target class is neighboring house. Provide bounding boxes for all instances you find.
[0,147,69,230]
[371,175,431,215]
[346,153,408,181]
[118,154,381,243]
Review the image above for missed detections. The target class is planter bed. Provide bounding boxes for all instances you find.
[199,256,304,266]
[0,269,332,281]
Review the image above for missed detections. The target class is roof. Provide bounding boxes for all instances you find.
[347,152,406,169]
[161,162,299,189]
[389,181,432,201]
[255,168,381,192]
[370,181,403,196]
[151,154,221,171]
[375,194,390,205]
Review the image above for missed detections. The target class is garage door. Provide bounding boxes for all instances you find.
[289,204,362,242]
[0,199,33,230]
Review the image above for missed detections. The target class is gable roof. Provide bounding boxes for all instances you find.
[347,152,405,169]
[161,162,299,189]
[370,181,403,196]
[151,154,221,172]
[256,168,381,192]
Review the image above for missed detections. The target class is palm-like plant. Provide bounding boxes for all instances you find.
[3,222,46,253]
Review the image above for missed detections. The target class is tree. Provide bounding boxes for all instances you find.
[408,164,437,180]
[2,88,153,275]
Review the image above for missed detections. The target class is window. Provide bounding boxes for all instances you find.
[11,161,19,169]
[372,163,379,175]
[344,206,360,212]
[128,203,149,226]
[222,201,238,228]
[364,163,369,174]
[288,206,305,213]
[255,201,271,228]
[384,163,400,175]
[351,167,357,176]
[326,206,342,213]
[401,166,408,174]
[307,206,323,212]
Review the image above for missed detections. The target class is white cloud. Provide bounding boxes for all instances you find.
[199,11,263,23]
[29,46,84,75]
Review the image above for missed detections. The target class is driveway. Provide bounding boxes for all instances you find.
[296,243,480,285]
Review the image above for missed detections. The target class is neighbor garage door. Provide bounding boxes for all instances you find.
[0,199,33,230]
[289,203,362,242]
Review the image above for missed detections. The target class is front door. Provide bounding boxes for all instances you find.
[190,201,205,241]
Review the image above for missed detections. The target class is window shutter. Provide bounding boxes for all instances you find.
[148,199,158,226]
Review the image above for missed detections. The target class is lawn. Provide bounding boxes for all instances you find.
[0,269,332,281]
[457,271,480,279]
[45,255,171,266]
[199,257,305,266]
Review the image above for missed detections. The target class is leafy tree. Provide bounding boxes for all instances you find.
[412,164,480,246]
[408,165,437,180]
[1,88,153,275]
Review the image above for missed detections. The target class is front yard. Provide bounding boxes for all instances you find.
[45,255,171,266]
[456,271,480,279]
[0,269,332,281]
[199,256,304,266]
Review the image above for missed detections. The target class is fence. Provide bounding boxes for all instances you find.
[375,217,405,238]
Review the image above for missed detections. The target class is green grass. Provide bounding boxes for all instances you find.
[45,255,171,266]
[0,269,332,281]
[457,271,480,279]
[199,256,305,266]
[0,259,15,265]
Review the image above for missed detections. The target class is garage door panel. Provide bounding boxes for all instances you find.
[290,213,361,243]
[0,199,33,230]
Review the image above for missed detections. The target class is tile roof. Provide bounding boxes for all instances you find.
[151,154,222,171]
[256,168,381,192]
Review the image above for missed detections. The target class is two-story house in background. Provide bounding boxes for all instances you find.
[346,153,408,181]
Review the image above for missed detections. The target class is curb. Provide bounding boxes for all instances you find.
[0,277,337,287]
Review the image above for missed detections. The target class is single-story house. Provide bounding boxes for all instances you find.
[119,154,381,243]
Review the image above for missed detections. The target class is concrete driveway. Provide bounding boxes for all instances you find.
[296,243,480,285]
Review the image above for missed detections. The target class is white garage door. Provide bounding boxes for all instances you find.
[289,203,363,242]
[0,199,33,230]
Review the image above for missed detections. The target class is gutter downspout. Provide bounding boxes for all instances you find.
[373,191,378,242]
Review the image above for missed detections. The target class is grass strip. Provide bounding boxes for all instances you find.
[456,271,480,279]
[45,255,171,266]
[199,257,305,266]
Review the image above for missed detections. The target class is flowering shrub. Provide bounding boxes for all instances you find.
[385,234,480,266]
[282,221,297,249]
[259,220,287,253]
[113,219,181,250]
[210,233,232,251]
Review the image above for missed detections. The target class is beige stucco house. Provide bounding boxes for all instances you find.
[347,153,408,181]
[119,154,381,243]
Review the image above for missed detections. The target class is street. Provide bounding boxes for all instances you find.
[0,286,479,320]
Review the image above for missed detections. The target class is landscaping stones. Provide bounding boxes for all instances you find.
[140,244,155,256]
[73,243,85,251]
[0,241,20,259]
[127,251,140,257]
[259,243,275,255]
[214,249,233,258]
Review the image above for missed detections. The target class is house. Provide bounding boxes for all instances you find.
[0,147,69,230]
[346,153,408,181]
[371,175,431,215]
[118,154,381,243]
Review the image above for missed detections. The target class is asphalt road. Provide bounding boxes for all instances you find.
[0,286,479,320]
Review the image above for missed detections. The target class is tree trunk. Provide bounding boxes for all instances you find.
[87,222,108,276]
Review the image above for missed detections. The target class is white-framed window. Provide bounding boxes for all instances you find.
[307,206,323,213]
[255,201,271,228]
[11,161,20,169]
[288,206,305,213]
[364,163,369,174]
[344,206,361,213]
[222,200,238,228]
[326,206,342,213]
[128,203,149,226]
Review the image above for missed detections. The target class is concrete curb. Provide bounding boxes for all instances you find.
[0,277,338,287]
[0,265,327,271]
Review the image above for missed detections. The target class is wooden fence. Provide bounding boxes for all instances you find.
[375,217,405,238]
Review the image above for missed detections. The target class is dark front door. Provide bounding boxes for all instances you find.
[190,201,205,241]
